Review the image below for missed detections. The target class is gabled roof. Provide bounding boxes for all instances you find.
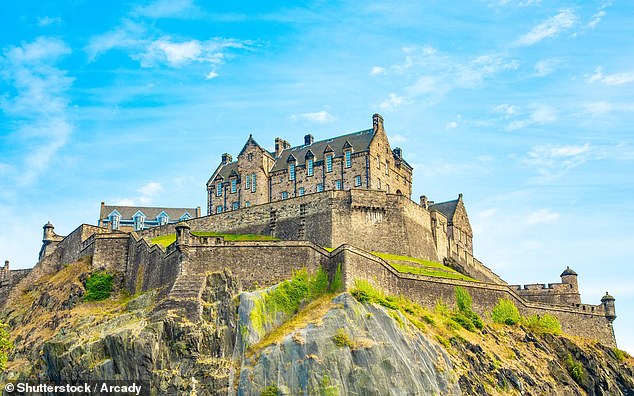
[238,134,271,158]
[270,128,374,172]
[100,204,199,221]
[209,161,239,184]
[428,199,459,221]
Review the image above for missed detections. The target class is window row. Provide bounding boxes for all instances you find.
[214,174,258,197]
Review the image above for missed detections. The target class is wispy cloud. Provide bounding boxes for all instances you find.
[506,105,557,131]
[514,9,576,46]
[587,66,634,86]
[113,181,164,206]
[526,208,560,224]
[37,16,61,27]
[133,0,199,19]
[523,143,591,182]
[370,66,385,75]
[533,58,560,77]
[378,93,405,110]
[0,37,73,186]
[289,111,337,123]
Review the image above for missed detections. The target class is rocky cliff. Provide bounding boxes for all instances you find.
[1,258,633,395]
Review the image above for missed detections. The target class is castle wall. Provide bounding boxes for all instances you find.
[125,235,181,295]
[446,244,506,285]
[338,245,616,347]
[512,283,581,306]
[91,234,130,273]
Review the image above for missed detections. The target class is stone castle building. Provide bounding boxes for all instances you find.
[0,113,618,347]
[98,203,201,232]
[207,114,413,215]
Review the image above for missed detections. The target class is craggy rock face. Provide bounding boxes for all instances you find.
[2,265,633,396]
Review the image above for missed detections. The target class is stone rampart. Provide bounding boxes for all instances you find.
[511,282,581,306]
[337,244,616,347]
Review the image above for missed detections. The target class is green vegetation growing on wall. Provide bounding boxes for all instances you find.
[491,298,522,325]
[84,271,114,301]
[0,322,13,371]
[490,298,562,335]
[452,287,484,331]
[250,266,333,336]
[150,231,279,247]
[371,252,476,282]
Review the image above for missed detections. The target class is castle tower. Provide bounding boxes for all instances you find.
[601,292,616,322]
[43,221,55,242]
[560,266,579,291]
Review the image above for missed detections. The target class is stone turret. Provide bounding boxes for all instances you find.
[175,222,191,246]
[601,292,616,322]
[43,221,55,242]
[560,266,579,292]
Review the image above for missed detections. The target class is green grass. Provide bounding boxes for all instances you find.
[524,313,562,335]
[371,252,476,282]
[150,231,279,247]
[333,328,355,348]
[0,322,12,371]
[491,299,522,325]
[565,354,584,385]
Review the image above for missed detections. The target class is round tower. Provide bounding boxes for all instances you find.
[560,266,578,292]
[601,292,616,322]
[43,221,55,242]
[175,222,191,246]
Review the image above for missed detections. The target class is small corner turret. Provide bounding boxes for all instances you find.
[601,292,616,322]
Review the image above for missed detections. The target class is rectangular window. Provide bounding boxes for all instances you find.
[232,202,239,210]
[231,179,237,193]
[345,151,352,168]
[385,161,389,175]
[216,184,222,196]
[354,175,361,187]
[378,178,381,189]
[326,155,333,172]
[216,205,223,214]
[299,187,305,196]
[281,191,288,200]
[335,180,342,190]
[307,159,314,176]
[317,183,323,192]
[246,174,251,190]
[289,163,296,181]
[251,174,257,192]
[245,201,251,207]
[386,184,390,193]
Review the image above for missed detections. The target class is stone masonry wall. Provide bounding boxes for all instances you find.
[337,245,616,347]
[125,235,181,295]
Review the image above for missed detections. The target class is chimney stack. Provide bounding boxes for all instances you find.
[420,195,429,209]
[393,147,402,158]
[275,137,291,157]
[373,113,384,132]
[304,134,314,146]
[221,153,233,165]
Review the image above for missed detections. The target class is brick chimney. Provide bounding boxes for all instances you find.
[304,134,314,145]
[393,147,402,158]
[221,153,232,164]
[373,113,384,132]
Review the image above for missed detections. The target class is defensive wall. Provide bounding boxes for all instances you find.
[137,189,504,285]
[334,244,616,347]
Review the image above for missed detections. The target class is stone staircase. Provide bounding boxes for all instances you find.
[153,273,207,321]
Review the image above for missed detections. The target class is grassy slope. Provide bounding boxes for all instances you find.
[151,232,279,247]
[371,252,476,282]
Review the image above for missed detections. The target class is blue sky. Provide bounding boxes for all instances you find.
[1,0,633,350]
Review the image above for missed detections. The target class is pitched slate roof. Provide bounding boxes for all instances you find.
[213,161,239,181]
[100,204,200,221]
[428,199,459,221]
[270,129,374,172]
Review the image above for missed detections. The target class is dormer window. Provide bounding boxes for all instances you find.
[180,212,192,221]
[289,163,296,181]
[108,210,121,230]
[326,155,333,172]
[157,211,169,226]
[133,211,146,231]
[307,158,314,176]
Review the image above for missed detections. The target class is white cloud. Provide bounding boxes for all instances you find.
[289,111,337,123]
[0,37,73,186]
[379,93,405,110]
[523,143,591,183]
[526,209,560,225]
[533,58,560,77]
[446,121,458,129]
[506,105,557,131]
[85,20,146,61]
[514,9,576,46]
[137,38,203,67]
[388,134,407,143]
[37,16,61,27]
[133,0,198,19]
[205,70,219,80]
[587,66,634,86]
[114,181,164,206]
[370,66,385,75]
[493,103,517,117]
[588,10,606,29]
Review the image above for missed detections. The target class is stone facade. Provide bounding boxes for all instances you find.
[206,114,413,215]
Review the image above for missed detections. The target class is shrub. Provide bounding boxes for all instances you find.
[565,354,584,384]
[612,347,627,362]
[455,286,473,313]
[492,299,521,325]
[84,271,114,301]
[330,264,343,292]
[524,314,562,335]
[333,328,354,348]
[261,385,280,396]
[0,322,12,371]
